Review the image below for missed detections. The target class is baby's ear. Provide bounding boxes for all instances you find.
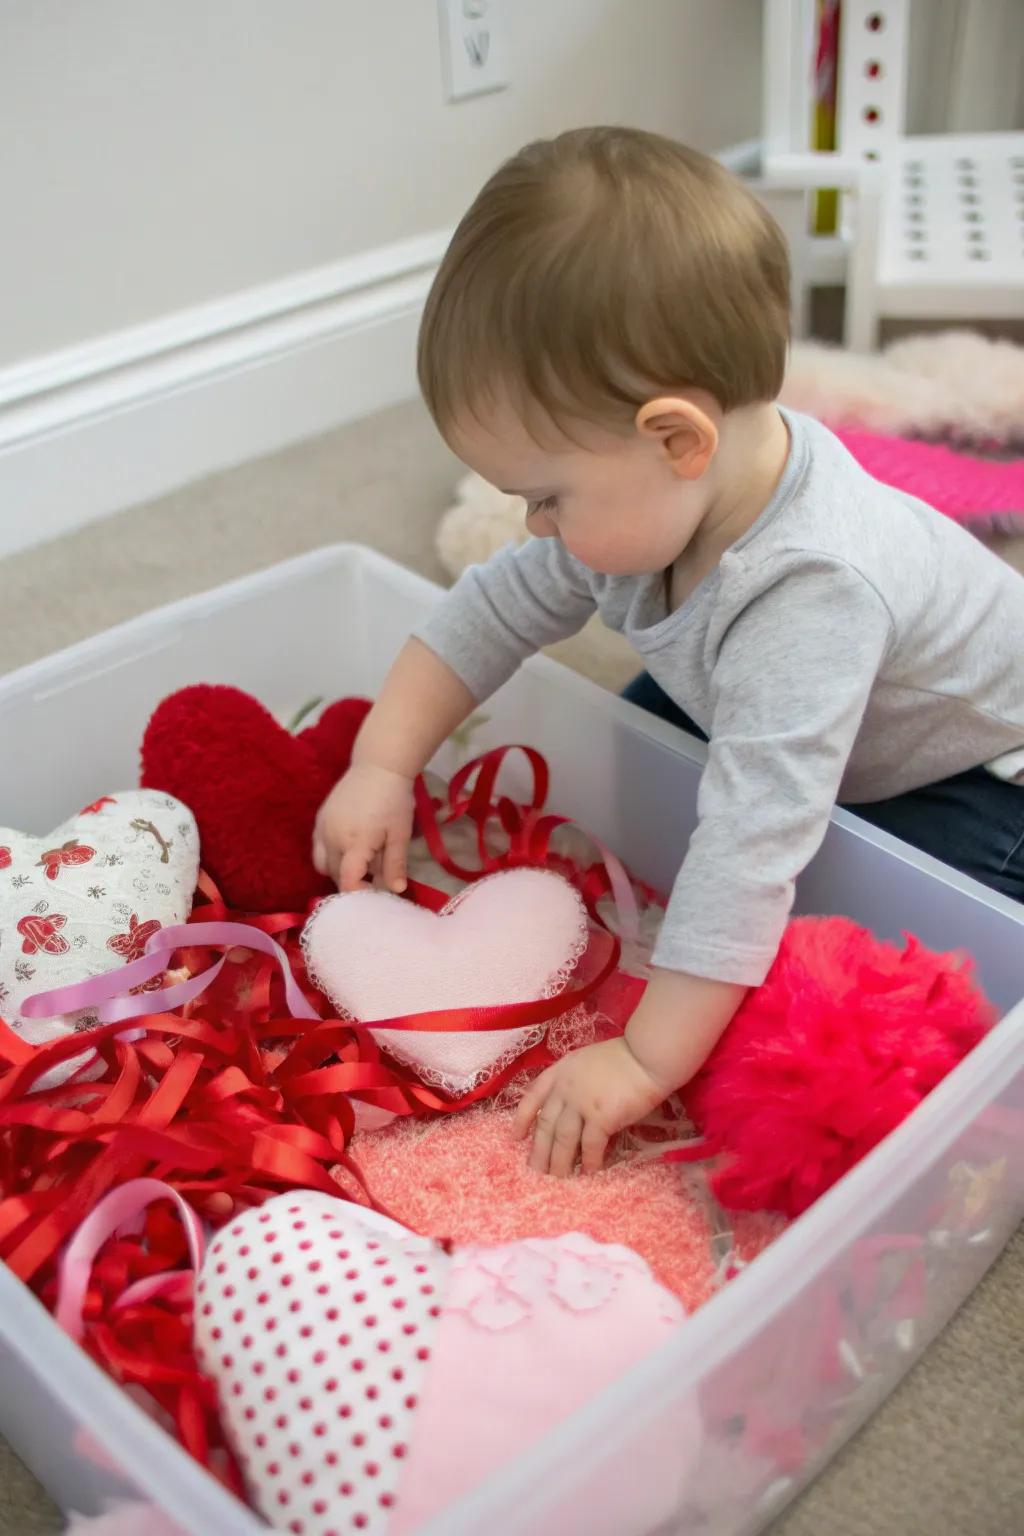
[635,396,719,480]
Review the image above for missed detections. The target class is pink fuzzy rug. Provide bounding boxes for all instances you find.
[339,1104,783,1312]
[834,427,1024,535]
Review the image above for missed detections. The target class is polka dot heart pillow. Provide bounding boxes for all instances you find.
[196,1191,698,1535]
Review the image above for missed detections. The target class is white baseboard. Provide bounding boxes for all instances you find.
[0,142,772,562]
[0,230,453,560]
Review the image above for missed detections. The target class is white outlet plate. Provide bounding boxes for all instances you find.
[438,0,508,102]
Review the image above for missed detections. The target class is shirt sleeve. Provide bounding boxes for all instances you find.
[651,556,895,986]
[415,538,598,702]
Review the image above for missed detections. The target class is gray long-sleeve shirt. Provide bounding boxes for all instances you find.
[418,409,1024,985]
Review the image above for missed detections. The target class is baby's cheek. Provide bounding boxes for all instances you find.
[569,528,649,577]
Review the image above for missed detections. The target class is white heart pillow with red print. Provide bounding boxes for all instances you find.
[0,790,199,1049]
[301,869,588,1095]
[196,1190,693,1536]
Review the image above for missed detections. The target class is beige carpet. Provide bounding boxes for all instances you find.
[0,398,1021,1534]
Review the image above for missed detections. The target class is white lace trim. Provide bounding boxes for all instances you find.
[448,1233,685,1332]
[378,1023,549,1094]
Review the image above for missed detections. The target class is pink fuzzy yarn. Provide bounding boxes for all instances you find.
[683,917,995,1218]
[836,426,1024,528]
[340,1106,779,1310]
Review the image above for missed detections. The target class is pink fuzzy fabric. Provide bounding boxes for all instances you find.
[303,869,587,1093]
[341,1105,780,1310]
[684,917,995,1218]
[835,427,1024,530]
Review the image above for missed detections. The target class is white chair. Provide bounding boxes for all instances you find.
[755,0,1024,350]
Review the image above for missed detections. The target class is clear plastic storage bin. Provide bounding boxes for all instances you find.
[1,545,1021,1535]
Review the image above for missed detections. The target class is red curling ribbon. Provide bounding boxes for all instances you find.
[322,924,619,1038]
[57,1178,205,1340]
[413,748,641,940]
[0,1018,34,1066]
[0,742,656,1483]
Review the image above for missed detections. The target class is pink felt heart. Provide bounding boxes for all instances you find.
[301,869,588,1093]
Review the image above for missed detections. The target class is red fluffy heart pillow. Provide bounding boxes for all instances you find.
[140,686,371,912]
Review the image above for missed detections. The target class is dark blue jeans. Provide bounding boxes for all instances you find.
[622,671,1024,903]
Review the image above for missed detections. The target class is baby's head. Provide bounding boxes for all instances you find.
[418,126,790,575]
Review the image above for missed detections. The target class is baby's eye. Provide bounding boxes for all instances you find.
[528,495,560,516]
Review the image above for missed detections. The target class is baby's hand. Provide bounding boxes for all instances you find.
[313,763,415,893]
[512,1037,669,1177]
[513,969,747,1177]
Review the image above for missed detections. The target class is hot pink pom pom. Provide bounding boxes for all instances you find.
[683,917,995,1217]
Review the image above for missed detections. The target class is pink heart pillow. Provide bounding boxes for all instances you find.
[195,1190,693,1536]
[301,869,588,1094]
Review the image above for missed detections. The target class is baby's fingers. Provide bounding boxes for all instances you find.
[312,805,333,879]
[382,832,408,895]
[548,1106,584,1179]
[339,843,374,892]
[529,1098,566,1175]
[513,1069,552,1140]
[580,1121,610,1175]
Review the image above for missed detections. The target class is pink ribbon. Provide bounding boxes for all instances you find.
[21,921,320,1025]
[57,1177,204,1341]
[592,838,641,947]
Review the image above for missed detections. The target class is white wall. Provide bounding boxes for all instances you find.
[0,0,762,368]
[906,0,1024,135]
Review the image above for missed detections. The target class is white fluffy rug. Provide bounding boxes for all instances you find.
[436,332,1024,580]
[780,332,1024,444]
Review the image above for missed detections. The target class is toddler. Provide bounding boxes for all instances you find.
[314,128,1024,1177]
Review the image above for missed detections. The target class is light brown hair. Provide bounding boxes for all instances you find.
[418,126,790,436]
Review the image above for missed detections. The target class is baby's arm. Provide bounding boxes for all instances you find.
[624,968,745,1089]
[514,969,745,1176]
[518,555,894,1174]
[314,637,476,890]
[315,537,598,889]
